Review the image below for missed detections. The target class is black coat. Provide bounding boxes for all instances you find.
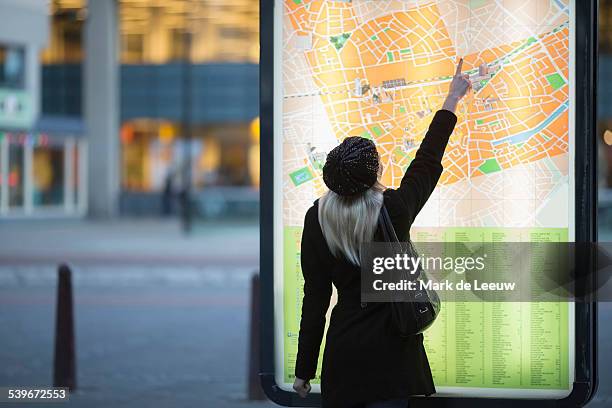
[295,110,458,408]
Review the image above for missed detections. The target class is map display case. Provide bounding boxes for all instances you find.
[260,0,597,406]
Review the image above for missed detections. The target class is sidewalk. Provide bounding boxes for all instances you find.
[0,218,276,408]
[0,218,259,265]
[0,284,277,408]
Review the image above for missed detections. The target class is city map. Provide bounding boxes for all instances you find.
[278,0,573,395]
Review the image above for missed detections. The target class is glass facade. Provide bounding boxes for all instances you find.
[41,0,85,64]
[602,0,612,54]
[41,1,84,117]
[37,0,262,217]
[44,0,260,207]
[45,0,259,64]
[116,0,260,202]
[118,0,259,204]
[32,144,65,206]
[119,0,259,64]
[0,133,85,216]
[120,120,253,192]
[7,140,24,208]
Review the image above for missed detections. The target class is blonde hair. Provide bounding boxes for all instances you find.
[318,181,385,265]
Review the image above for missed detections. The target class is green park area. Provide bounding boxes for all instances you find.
[546,73,566,90]
[479,158,502,174]
[330,33,351,50]
[289,167,314,186]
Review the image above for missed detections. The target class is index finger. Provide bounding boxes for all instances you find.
[455,58,464,76]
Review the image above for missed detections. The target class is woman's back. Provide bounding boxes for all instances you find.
[293,59,471,408]
[296,110,458,408]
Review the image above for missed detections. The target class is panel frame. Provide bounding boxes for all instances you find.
[259,0,598,405]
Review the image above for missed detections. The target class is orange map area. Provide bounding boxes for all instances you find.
[284,0,569,188]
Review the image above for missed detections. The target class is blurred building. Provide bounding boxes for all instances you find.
[0,0,85,218]
[0,0,259,219]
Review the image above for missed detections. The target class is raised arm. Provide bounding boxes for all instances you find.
[392,59,471,224]
[294,205,332,397]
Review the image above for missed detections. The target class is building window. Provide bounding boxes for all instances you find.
[602,0,612,53]
[0,133,86,216]
[42,1,85,64]
[8,139,24,208]
[120,0,259,64]
[0,45,25,89]
[120,120,255,192]
[32,144,65,207]
[123,33,144,62]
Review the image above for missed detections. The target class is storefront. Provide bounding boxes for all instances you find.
[120,119,257,191]
[0,2,87,219]
[118,118,259,216]
[0,121,86,218]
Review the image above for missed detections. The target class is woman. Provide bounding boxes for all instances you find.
[293,59,471,408]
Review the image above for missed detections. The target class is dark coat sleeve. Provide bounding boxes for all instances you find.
[294,205,333,381]
[386,109,457,226]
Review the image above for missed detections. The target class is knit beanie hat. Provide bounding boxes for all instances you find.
[322,136,379,196]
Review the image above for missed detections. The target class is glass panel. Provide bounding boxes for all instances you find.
[121,121,255,191]
[47,0,261,64]
[119,0,259,64]
[601,0,612,53]
[41,1,85,116]
[32,145,65,207]
[121,120,177,192]
[0,44,25,89]
[8,141,24,208]
[41,0,85,64]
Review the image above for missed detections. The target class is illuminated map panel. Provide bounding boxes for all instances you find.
[274,0,574,399]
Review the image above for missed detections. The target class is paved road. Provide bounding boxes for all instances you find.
[0,266,276,408]
[0,218,259,265]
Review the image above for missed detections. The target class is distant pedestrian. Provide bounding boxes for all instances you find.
[162,169,175,216]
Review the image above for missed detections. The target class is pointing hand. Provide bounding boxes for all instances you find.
[448,58,472,100]
[442,58,472,113]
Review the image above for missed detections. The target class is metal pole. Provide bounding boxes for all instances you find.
[181,30,193,234]
[248,273,266,400]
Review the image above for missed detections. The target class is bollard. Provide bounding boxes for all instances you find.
[248,273,266,400]
[53,264,77,391]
